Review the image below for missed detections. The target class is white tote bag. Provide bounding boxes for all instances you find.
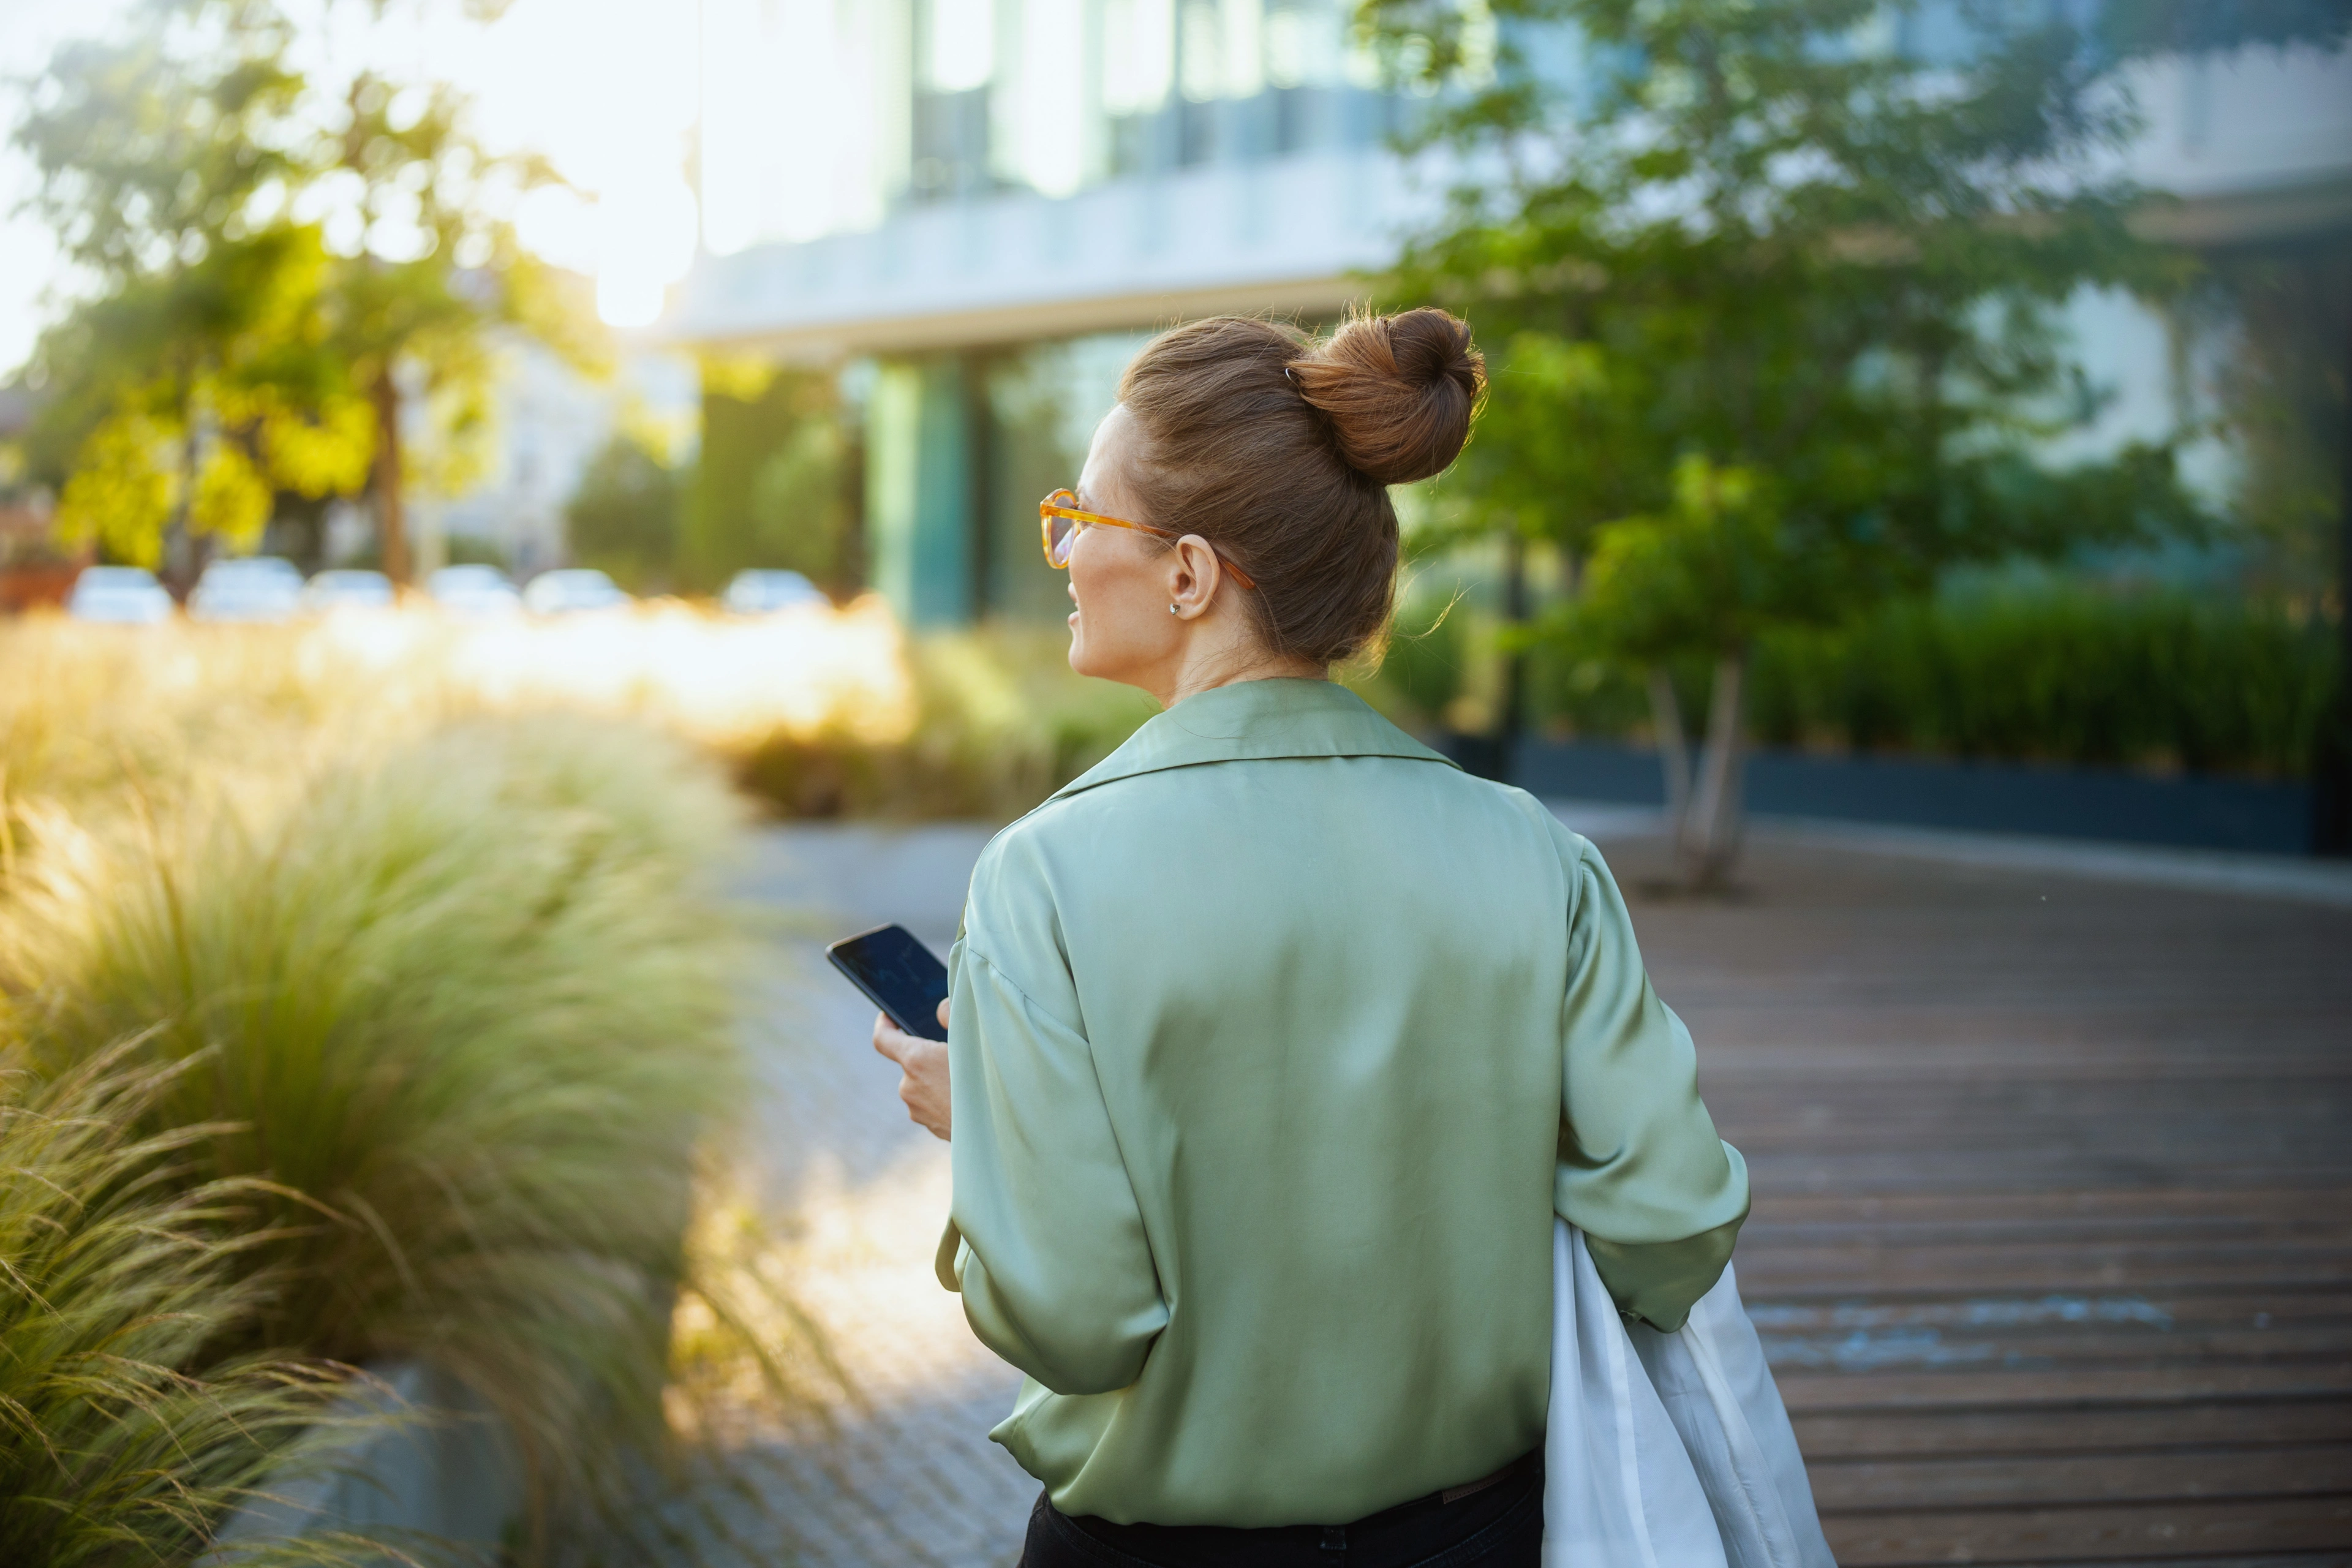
[1542,1221,1836,1568]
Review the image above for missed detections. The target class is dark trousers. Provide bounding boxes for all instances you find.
[1019,1452,1542,1568]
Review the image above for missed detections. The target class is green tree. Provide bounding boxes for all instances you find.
[17,1,598,584]
[566,429,679,591]
[682,363,856,595]
[1365,0,2279,883]
[318,67,597,584]
[17,5,371,576]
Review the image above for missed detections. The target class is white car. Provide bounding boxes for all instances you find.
[522,568,630,616]
[66,565,175,624]
[722,568,826,615]
[188,556,304,623]
[426,564,523,618]
[303,568,395,612]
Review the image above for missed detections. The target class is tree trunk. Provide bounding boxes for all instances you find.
[162,421,202,595]
[371,367,409,587]
[1681,653,1747,889]
[1646,666,1692,854]
[1499,531,1529,783]
[2313,292,2352,856]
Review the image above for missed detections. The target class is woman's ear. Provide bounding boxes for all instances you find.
[1169,536,1221,619]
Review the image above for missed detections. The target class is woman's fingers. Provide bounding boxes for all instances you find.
[872,1010,951,1139]
[936,997,951,1032]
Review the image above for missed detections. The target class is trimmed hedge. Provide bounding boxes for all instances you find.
[1503,586,2340,778]
[1745,590,2337,777]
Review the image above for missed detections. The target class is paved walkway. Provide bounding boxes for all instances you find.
[712,814,2352,1567]
[715,824,1032,1567]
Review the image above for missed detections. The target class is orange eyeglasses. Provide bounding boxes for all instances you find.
[1038,489,1257,590]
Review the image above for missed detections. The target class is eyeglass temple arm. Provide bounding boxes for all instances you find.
[1041,499,1257,590]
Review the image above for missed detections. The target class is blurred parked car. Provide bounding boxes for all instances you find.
[722,568,826,615]
[65,565,175,624]
[426,564,522,618]
[188,554,306,620]
[303,568,395,613]
[522,568,630,616]
[188,556,304,622]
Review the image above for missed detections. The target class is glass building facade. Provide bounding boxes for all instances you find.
[695,0,1398,250]
[671,1,2352,629]
[674,0,1423,626]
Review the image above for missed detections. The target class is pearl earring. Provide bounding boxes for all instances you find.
[1169,603,1180,615]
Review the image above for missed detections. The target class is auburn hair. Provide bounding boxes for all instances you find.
[1115,307,1484,666]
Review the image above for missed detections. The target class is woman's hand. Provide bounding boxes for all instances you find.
[873,999,951,1140]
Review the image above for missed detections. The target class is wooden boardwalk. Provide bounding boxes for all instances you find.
[1610,832,2352,1567]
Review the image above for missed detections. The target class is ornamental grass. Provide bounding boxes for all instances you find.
[0,614,832,1561]
[0,1039,385,1568]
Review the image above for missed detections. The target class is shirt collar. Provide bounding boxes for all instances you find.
[1047,678,1458,803]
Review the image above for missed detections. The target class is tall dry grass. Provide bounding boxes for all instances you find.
[732,624,1156,818]
[6,718,749,1527]
[0,601,1153,831]
[0,597,915,829]
[0,1040,383,1568]
[1,613,839,1559]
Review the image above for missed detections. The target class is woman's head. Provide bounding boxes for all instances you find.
[1060,307,1483,699]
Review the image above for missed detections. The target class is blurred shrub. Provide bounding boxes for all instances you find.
[567,431,679,592]
[0,620,401,824]
[1366,595,1474,725]
[0,603,916,831]
[683,367,856,597]
[733,625,1155,818]
[440,535,514,571]
[339,533,511,575]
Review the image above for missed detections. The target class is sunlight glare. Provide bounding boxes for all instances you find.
[926,0,996,94]
[699,0,765,257]
[424,0,704,326]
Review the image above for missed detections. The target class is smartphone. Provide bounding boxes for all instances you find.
[826,923,951,1042]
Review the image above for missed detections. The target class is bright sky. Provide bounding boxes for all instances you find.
[0,0,707,374]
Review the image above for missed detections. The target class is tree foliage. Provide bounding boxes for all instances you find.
[22,8,368,569]
[1377,0,2204,592]
[683,365,856,595]
[1361,0,2288,879]
[566,429,680,590]
[16,0,597,581]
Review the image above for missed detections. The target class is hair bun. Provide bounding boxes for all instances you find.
[1287,307,1484,486]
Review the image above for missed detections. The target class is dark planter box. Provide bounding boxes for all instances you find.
[1446,735,2315,856]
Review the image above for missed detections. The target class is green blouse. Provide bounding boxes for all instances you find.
[938,677,1747,1528]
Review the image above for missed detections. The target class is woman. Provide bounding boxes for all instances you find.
[872,309,1748,1567]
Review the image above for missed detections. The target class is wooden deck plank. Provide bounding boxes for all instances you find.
[1751,1287,2352,1330]
[1975,1558,2352,1568]
[1599,832,2352,1562]
[1774,1362,2352,1412]
[1748,1189,2352,1225]
[1734,1158,2352,1194]
[1736,1252,2352,1297]
[1744,1217,2352,1248]
[1791,1399,2352,1460]
[1820,1496,2352,1566]
[1808,1447,2352,1509]
[1764,1321,2352,1371]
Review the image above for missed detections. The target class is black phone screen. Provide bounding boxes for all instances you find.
[825,924,951,1041]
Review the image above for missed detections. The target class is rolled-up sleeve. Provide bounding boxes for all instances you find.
[1552,830,1750,1330]
[940,941,1169,1395]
